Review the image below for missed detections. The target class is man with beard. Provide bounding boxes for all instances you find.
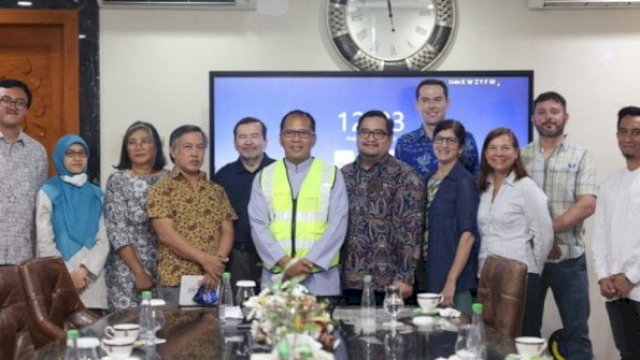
[520,91,597,359]
[215,117,274,295]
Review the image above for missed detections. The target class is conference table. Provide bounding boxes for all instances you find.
[26,306,516,359]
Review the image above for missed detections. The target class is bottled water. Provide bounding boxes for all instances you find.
[64,329,80,360]
[468,302,486,359]
[218,272,234,322]
[360,275,376,334]
[139,290,154,346]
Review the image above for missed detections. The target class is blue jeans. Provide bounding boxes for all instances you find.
[524,255,593,360]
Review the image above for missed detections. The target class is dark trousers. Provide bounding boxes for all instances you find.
[521,272,541,337]
[227,247,262,298]
[606,298,640,360]
[523,255,593,359]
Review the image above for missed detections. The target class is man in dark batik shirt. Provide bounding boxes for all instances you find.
[341,110,425,304]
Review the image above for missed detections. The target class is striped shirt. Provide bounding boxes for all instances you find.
[521,138,598,257]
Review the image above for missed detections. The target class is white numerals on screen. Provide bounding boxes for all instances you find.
[338,111,405,133]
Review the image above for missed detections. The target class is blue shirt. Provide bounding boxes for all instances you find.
[425,162,479,293]
[214,155,275,250]
[395,126,480,179]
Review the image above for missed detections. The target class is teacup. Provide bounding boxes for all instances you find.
[515,336,547,357]
[417,293,440,314]
[104,323,140,342]
[101,337,135,360]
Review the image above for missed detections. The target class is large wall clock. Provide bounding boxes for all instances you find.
[328,0,457,71]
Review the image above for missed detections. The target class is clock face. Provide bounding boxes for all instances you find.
[328,0,457,71]
[345,0,435,62]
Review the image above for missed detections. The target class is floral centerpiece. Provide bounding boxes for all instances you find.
[243,277,338,358]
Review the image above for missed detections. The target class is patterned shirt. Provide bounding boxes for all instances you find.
[521,138,598,256]
[341,154,425,292]
[394,126,480,179]
[0,131,47,264]
[104,169,169,310]
[146,168,237,286]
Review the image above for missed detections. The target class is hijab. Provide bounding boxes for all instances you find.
[41,135,102,261]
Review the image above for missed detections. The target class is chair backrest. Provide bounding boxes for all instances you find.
[18,256,95,347]
[476,254,528,338]
[0,265,35,360]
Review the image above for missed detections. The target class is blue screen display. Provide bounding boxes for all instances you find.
[210,71,532,172]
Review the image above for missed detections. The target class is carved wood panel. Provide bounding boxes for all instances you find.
[0,10,79,176]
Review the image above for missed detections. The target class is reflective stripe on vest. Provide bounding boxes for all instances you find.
[260,159,338,274]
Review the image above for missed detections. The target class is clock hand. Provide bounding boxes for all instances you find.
[386,0,396,33]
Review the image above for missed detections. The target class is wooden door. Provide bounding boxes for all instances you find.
[0,9,79,175]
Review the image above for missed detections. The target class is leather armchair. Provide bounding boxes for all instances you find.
[0,265,35,360]
[476,254,528,338]
[18,256,100,347]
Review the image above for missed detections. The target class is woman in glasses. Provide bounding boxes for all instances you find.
[104,121,168,310]
[36,134,109,314]
[477,127,554,334]
[423,120,479,316]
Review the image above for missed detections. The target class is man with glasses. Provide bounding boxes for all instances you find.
[520,92,597,359]
[249,110,348,296]
[0,79,47,264]
[593,106,640,360]
[341,110,424,304]
[147,125,237,305]
[215,117,274,296]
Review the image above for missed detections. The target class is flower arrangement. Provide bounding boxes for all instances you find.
[244,277,338,357]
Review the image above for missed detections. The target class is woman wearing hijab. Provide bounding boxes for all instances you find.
[36,134,109,313]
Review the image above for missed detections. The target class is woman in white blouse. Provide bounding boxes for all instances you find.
[476,127,553,335]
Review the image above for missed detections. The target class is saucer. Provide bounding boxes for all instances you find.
[419,308,439,316]
[133,337,166,347]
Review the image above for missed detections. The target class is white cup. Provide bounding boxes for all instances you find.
[417,293,440,314]
[515,336,547,357]
[104,323,140,342]
[101,337,135,359]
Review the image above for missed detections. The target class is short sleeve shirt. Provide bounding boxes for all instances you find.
[146,168,237,286]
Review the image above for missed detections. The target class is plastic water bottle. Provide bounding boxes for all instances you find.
[360,274,376,334]
[139,290,154,346]
[218,272,234,322]
[469,302,486,359]
[64,329,80,360]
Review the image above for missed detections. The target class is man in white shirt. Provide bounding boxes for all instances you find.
[593,106,640,360]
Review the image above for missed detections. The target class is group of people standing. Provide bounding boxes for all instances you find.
[1,77,639,359]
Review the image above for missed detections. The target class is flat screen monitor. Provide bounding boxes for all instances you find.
[209,71,533,173]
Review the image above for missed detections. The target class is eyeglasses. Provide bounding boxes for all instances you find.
[617,128,640,139]
[0,96,28,110]
[433,136,459,145]
[282,129,314,139]
[64,150,88,159]
[127,138,154,147]
[357,129,388,140]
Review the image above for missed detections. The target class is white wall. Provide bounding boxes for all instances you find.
[100,1,640,358]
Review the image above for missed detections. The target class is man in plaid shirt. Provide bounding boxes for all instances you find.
[521,91,597,359]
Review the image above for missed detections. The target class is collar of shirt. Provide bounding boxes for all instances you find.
[169,167,208,181]
[231,154,274,175]
[0,129,26,145]
[355,153,392,172]
[489,170,518,188]
[283,156,314,174]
